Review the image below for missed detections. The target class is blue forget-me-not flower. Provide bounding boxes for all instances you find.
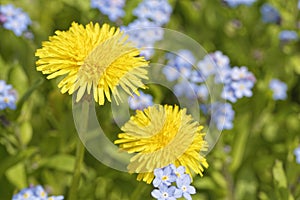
[90,0,126,22]
[0,4,31,36]
[12,185,64,200]
[0,80,17,110]
[269,79,287,100]
[260,3,281,24]
[128,91,153,110]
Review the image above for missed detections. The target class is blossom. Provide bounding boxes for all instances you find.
[114,105,208,184]
[209,51,230,69]
[196,56,216,78]
[224,0,256,7]
[279,30,298,42]
[230,80,253,98]
[128,90,153,110]
[170,165,186,179]
[153,165,176,187]
[174,174,196,200]
[164,50,195,82]
[0,4,31,36]
[35,22,148,105]
[294,147,300,164]
[122,19,164,59]
[269,79,287,100]
[152,164,197,200]
[211,103,235,130]
[133,0,172,26]
[151,185,177,200]
[222,66,256,102]
[12,185,64,200]
[90,0,126,22]
[173,82,197,99]
[260,3,281,24]
[0,80,17,110]
[162,66,180,82]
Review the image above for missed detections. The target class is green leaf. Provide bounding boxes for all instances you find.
[5,163,27,189]
[15,78,44,114]
[19,121,33,146]
[42,154,76,172]
[273,160,287,188]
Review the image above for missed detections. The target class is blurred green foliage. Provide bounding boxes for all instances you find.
[0,0,300,199]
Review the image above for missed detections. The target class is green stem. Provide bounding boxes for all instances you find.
[68,138,85,200]
[130,182,146,199]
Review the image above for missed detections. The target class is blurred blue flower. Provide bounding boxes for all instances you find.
[0,4,31,36]
[162,66,180,82]
[209,51,230,69]
[173,82,197,99]
[224,0,256,7]
[164,50,195,81]
[128,91,153,110]
[197,56,216,78]
[174,174,196,200]
[298,0,300,10]
[221,85,237,103]
[221,66,255,102]
[269,79,287,100]
[12,185,64,200]
[279,30,298,42]
[211,102,235,130]
[90,0,126,21]
[0,80,17,110]
[151,184,176,200]
[190,70,205,83]
[214,66,231,84]
[153,164,176,187]
[294,147,300,164]
[260,3,281,24]
[194,84,209,101]
[133,0,172,26]
[231,80,253,98]
[122,19,164,59]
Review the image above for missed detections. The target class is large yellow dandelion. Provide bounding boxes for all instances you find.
[114,105,208,184]
[35,22,148,105]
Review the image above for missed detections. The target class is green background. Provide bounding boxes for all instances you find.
[0,0,300,199]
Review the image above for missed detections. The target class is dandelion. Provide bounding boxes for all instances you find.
[35,22,149,105]
[114,104,208,184]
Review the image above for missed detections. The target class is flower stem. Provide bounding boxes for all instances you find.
[68,138,85,200]
[130,182,146,199]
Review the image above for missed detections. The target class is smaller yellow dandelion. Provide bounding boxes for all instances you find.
[35,22,148,105]
[114,104,208,184]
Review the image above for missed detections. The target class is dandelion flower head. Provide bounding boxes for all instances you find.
[35,22,149,105]
[115,104,208,184]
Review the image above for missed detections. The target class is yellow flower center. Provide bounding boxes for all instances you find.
[162,175,168,181]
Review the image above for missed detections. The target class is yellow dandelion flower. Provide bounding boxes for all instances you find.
[114,104,209,184]
[35,22,148,105]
